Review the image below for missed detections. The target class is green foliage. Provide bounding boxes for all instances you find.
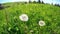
[0,3,60,34]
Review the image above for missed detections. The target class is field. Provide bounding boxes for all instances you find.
[0,3,60,34]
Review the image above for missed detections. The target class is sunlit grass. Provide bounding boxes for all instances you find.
[0,3,60,34]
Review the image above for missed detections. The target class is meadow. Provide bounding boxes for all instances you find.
[0,3,60,34]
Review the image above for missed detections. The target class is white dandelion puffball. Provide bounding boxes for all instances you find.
[19,14,28,21]
[39,20,45,26]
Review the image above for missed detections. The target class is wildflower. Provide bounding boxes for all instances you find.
[39,20,45,26]
[19,14,28,21]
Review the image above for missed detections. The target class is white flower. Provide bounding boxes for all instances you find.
[39,20,45,26]
[19,14,28,21]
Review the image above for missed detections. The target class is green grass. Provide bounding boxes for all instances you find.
[0,3,60,34]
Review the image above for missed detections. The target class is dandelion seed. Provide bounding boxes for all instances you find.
[39,20,45,26]
[19,14,28,21]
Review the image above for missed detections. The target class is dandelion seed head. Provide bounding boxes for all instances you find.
[39,20,45,26]
[19,14,28,21]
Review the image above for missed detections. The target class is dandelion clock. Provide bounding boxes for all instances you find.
[39,20,45,26]
[19,14,29,21]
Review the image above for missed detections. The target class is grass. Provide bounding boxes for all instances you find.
[0,3,60,34]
